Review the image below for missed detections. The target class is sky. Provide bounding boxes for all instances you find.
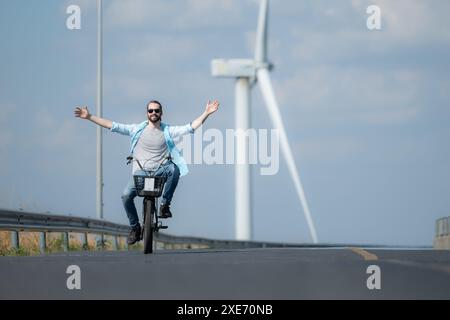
[0,0,449,246]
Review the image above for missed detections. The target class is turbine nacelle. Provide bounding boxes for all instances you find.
[211,59,273,79]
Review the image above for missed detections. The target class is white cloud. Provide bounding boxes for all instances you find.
[105,0,243,30]
[273,66,422,126]
[105,0,170,28]
[105,71,217,113]
[285,0,450,64]
[289,29,368,64]
[354,0,450,42]
[104,34,217,110]
[110,35,200,71]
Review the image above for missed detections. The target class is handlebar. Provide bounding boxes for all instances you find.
[126,156,172,175]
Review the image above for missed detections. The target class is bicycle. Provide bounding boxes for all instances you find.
[128,157,168,254]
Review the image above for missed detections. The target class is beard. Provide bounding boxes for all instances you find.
[148,114,161,123]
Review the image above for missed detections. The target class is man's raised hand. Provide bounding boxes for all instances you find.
[74,106,90,119]
[205,100,220,116]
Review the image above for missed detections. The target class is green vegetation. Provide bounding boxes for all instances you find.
[0,231,130,256]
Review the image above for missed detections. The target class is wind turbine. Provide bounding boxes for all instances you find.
[211,0,319,243]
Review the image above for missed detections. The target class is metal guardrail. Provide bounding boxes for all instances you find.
[0,209,339,253]
[0,208,131,252]
[0,209,130,236]
[2,208,429,253]
[436,217,450,237]
[156,233,329,249]
[0,209,316,252]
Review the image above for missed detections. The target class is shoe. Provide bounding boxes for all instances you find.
[159,203,173,219]
[127,225,141,245]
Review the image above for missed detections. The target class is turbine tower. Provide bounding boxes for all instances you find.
[211,0,319,243]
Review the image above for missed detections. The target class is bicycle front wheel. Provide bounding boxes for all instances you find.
[143,198,154,254]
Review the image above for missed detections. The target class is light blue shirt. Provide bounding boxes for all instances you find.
[110,120,194,176]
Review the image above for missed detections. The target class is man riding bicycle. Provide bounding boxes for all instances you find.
[74,99,220,244]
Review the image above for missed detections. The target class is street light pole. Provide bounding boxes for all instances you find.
[96,0,104,246]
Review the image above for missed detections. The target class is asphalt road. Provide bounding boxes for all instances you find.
[1,248,449,299]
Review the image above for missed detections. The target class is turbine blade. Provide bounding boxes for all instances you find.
[257,68,319,243]
[255,0,268,63]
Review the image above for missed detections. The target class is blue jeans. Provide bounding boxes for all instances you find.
[121,161,180,228]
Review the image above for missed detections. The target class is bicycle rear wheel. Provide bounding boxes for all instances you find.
[143,198,154,254]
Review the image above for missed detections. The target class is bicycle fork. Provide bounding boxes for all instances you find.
[143,197,168,235]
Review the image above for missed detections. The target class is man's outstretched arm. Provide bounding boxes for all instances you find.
[74,106,112,129]
[191,100,220,130]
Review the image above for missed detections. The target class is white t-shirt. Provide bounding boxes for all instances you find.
[132,126,169,173]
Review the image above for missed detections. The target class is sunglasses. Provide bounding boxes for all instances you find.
[147,108,161,114]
